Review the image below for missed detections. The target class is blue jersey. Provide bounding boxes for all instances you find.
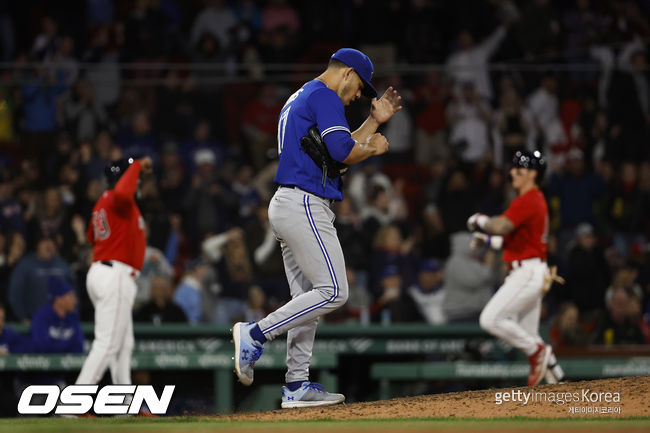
[29,304,84,354]
[274,80,355,201]
[0,326,30,353]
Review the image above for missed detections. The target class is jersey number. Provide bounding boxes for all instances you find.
[277,88,303,154]
[277,106,291,155]
[92,209,111,241]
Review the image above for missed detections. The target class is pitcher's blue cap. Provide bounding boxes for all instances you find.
[331,48,377,98]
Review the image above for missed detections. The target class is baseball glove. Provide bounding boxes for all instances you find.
[542,265,565,294]
[300,127,348,187]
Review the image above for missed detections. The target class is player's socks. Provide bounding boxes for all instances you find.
[250,324,267,344]
[286,381,303,392]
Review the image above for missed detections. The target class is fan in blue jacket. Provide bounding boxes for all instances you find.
[29,276,83,354]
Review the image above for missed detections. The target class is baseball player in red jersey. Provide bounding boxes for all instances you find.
[467,150,564,386]
[76,157,152,388]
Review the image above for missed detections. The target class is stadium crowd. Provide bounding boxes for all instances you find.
[0,0,649,360]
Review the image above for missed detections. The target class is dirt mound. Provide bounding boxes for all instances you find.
[221,376,649,420]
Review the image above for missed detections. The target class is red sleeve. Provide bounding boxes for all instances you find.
[113,160,141,205]
[503,195,535,228]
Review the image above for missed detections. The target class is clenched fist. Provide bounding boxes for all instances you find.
[368,133,389,156]
[140,156,153,174]
[467,213,488,232]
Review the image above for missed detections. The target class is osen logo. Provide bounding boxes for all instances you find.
[18,385,175,415]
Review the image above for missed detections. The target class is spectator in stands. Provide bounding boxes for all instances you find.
[602,162,647,260]
[116,111,158,160]
[27,186,75,256]
[0,232,25,314]
[232,0,262,36]
[445,23,508,102]
[339,267,372,324]
[134,226,175,310]
[183,149,238,240]
[29,276,83,354]
[232,164,261,222]
[243,284,267,323]
[369,266,421,324]
[412,70,450,164]
[563,223,609,320]
[493,85,529,165]
[418,200,450,261]
[605,264,643,310]
[361,184,406,245]
[607,42,649,162]
[549,301,589,349]
[181,120,229,173]
[561,0,608,71]
[442,232,499,323]
[591,287,646,345]
[381,75,413,163]
[526,72,565,165]
[368,225,416,298]
[348,163,407,222]
[262,0,300,36]
[334,198,366,270]
[173,258,212,324]
[241,84,283,170]
[190,0,239,51]
[31,16,60,61]
[61,77,108,143]
[445,81,493,164]
[154,69,196,140]
[0,303,27,354]
[203,227,254,324]
[8,236,76,323]
[78,131,113,184]
[156,144,186,216]
[515,0,560,60]
[406,259,446,325]
[135,276,187,324]
[627,288,650,344]
[51,35,79,87]
[0,170,25,237]
[83,25,121,109]
[548,148,605,234]
[477,168,507,217]
[15,277,82,409]
[439,169,477,235]
[123,0,166,61]
[243,201,286,302]
[20,65,67,166]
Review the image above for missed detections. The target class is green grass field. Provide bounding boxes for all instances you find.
[1,417,649,433]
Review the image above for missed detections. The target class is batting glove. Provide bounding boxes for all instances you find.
[467,213,489,232]
[470,232,504,250]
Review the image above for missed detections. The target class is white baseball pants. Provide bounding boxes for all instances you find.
[479,259,547,356]
[76,261,137,385]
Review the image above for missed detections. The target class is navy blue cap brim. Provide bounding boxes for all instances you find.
[361,80,377,98]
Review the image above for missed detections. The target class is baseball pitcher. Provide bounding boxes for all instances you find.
[467,150,564,386]
[76,157,152,388]
[232,48,401,408]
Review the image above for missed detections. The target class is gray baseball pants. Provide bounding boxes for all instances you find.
[257,186,349,383]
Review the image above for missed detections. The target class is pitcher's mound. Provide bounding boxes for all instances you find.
[224,376,649,420]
